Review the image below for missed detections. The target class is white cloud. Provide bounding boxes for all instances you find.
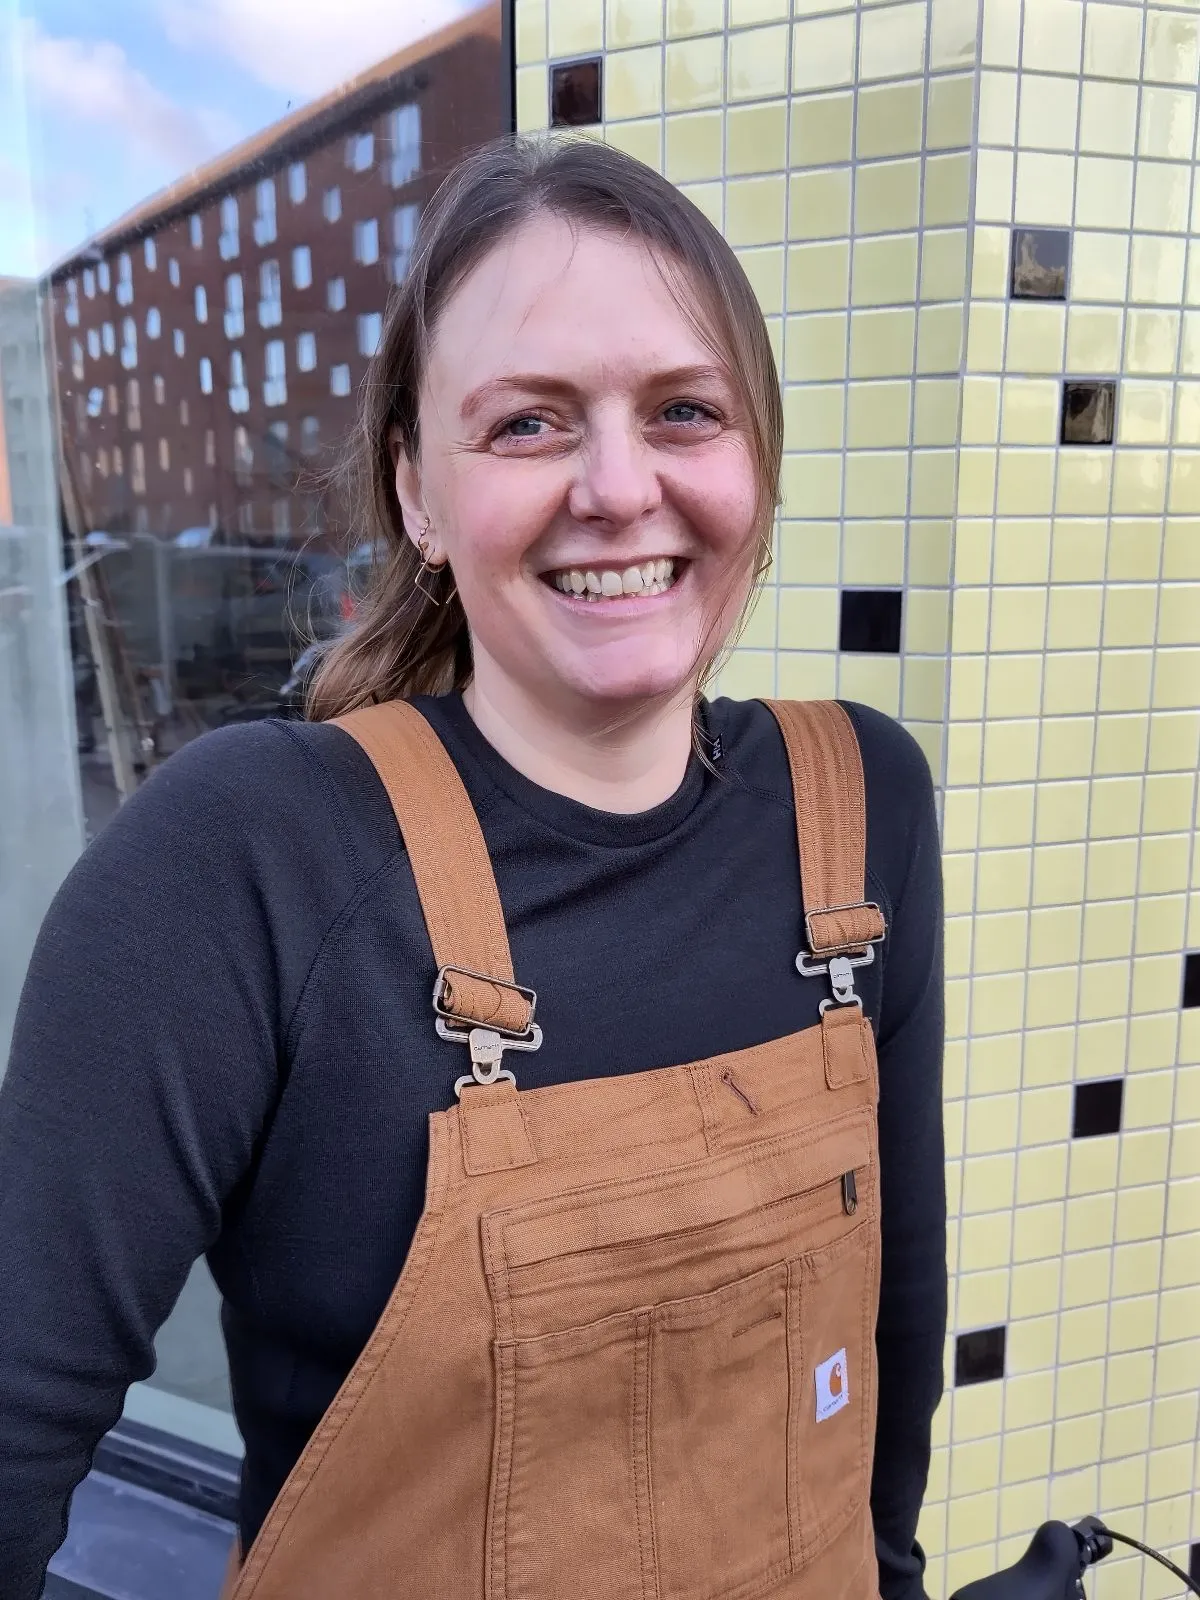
[159,0,488,100]
[19,20,239,173]
[160,0,489,100]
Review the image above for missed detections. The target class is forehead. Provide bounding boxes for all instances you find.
[425,214,723,398]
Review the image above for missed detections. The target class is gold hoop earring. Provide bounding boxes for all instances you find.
[414,519,453,606]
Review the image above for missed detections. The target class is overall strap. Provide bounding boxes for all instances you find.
[332,701,537,1044]
[762,699,887,986]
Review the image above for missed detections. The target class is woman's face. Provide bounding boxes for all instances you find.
[395,213,760,720]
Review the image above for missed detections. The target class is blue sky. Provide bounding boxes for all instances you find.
[0,0,487,277]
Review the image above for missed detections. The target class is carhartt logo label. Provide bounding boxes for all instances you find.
[815,1349,849,1422]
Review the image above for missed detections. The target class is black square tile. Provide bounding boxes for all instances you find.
[1184,951,1200,1008]
[1010,228,1070,299]
[550,58,602,127]
[1061,380,1116,445]
[955,1326,1006,1387]
[1190,1542,1200,1584]
[1073,1078,1124,1138]
[839,589,902,654]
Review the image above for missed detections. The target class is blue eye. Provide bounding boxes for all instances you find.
[663,402,710,424]
[505,416,545,437]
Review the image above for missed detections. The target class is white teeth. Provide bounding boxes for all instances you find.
[549,559,678,599]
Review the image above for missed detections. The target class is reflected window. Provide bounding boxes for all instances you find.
[199,356,213,394]
[195,285,208,323]
[183,466,194,494]
[264,339,287,406]
[357,311,382,357]
[113,446,124,476]
[102,322,115,354]
[145,237,157,270]
[190,214,203,249]
[238,502,255,534]
[389,103,420,186]
[233,425,253,484]
[108,383,119,413]
[120,317,138,369]
[330,362,351,397]
[219,196,239,259]
[273,498,291,539]
[392,204,419,282]
[97,447,109,477]
[70,339,84,379]
[86,386,103,417]
[229,350,250,413]
[300,415,320,454]
[81,453,92,489]
[159,439,170,471]
[87,328,101,360]
[116,253,133,305]
[259,260,282,327]
[353,218,379,265]
[323,186,342,223]
[174,328,186,357]
[292,245,312,290]
[327,276,346,312]
[83,268,96,298]
[224,274,244,338]
[65,279,80,325]
[146,307,162,339]
[126,379,141,428]
[289,162,307,204]
[168,258,181,287]
[296,331,317,371]
[254,178,277,246]
[153,374,165,405]
[347,131,375,172]
[180,398,189,425]
[205,429,216,465]
[131,442,146,493]
[98,259,111,292]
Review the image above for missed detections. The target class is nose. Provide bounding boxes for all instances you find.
[566,408,662,530]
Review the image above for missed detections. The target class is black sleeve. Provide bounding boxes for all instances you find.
[0,725,333,1598]
[853,708,948,1600]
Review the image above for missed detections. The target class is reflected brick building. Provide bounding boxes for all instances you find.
[47,6,502,550]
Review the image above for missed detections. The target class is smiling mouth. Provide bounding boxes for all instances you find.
[543,558,680,601]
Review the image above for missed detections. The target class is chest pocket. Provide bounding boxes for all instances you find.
[481,1111,878,1600]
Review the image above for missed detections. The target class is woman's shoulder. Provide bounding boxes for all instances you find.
[710,695,933,803]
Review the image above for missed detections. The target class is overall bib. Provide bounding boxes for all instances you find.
[220,697,887,1600]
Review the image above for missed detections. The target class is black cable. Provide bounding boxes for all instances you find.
[1098,1524,1200,1596]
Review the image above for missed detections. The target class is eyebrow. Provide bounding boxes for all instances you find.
[459,364,732,422]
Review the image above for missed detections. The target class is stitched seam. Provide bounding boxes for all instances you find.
[233,1132,451,1592]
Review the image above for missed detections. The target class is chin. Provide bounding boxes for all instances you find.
[557,650,700,708]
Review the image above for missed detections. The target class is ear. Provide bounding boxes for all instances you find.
[390,439,427,554]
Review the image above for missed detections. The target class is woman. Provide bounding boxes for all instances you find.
[0,137,945,1600]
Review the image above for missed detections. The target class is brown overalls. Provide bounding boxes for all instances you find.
[220,697,888,1600]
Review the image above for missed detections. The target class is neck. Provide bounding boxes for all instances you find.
[461,673,696,814]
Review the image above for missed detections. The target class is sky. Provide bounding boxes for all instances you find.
[0,0,488,278]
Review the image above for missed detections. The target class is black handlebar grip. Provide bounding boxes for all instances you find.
[949,1521,1085,1600]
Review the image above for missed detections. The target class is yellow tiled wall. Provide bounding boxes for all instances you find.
[516,1,1200,1595]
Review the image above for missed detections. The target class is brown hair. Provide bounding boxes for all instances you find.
[306,133,783,721]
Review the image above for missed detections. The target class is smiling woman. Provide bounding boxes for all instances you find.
[1,128,945,1600]
[309,136,782,802]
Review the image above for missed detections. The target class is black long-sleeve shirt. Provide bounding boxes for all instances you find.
[0,693,946,1599]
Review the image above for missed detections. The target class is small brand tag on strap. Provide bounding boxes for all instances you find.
[459,1080,538,1175]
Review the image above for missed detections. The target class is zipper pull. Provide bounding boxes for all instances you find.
[841,1171,858,1215]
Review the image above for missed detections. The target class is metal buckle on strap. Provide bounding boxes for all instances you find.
[432,966,543,1098]
[795,902,886,1014]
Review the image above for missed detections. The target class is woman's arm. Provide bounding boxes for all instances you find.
[0,725,330,1598]
[855,710,948,1600]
